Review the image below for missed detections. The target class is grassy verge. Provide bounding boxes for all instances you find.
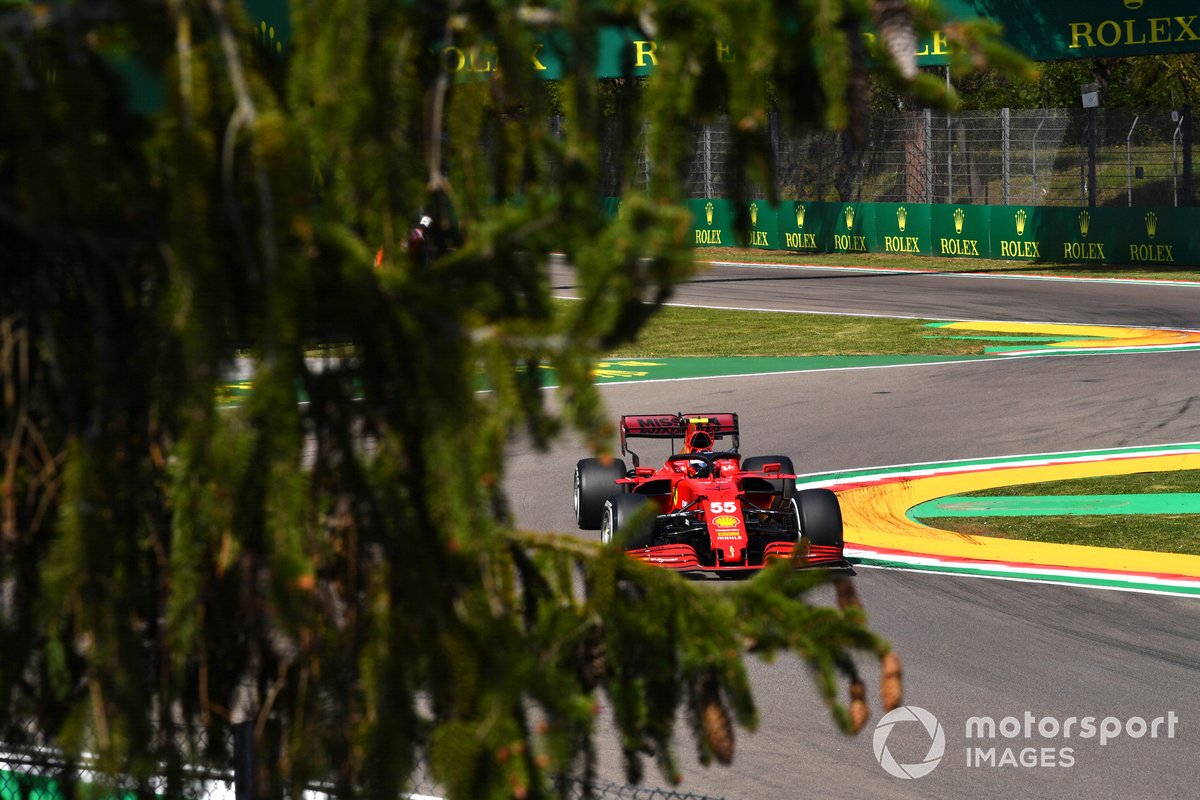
[699,246,1200,282]
[603,306,984,358]
[912,471,1200,556]
[919,515,1200,556]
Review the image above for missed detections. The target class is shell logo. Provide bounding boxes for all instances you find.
[712,515,740,529]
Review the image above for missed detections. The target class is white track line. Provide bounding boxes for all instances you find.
[702,259,1200,288]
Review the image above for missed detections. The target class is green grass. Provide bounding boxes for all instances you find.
[914,471,1200,556]
[700,246,1200,282]
[953,470,1200,498]
[603,306,985,358]
[918,514,1200,556]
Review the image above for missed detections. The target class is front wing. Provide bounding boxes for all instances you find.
[627,540,854,575]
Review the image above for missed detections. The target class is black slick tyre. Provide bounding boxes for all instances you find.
[601,493,654,550]
[795,488,843,547]
[575,458,627,529]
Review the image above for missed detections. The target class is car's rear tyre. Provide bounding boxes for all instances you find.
[795,488,843,547]
[602,493,654,550]
[575,458,627,529]
[741,455,796,504]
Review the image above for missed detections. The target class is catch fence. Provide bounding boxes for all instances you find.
[599,108,1195,209]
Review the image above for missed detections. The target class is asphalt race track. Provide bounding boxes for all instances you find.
[508,261,1200,799]
[553,259,1200,328]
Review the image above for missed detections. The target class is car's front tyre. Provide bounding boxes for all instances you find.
[795,488,843,547]
[575,457,627,529]
[602,493,654,549]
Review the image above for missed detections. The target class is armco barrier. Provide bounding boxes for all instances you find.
[671,199,1200,267]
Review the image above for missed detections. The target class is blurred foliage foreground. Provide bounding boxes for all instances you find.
[0,2,1015,797]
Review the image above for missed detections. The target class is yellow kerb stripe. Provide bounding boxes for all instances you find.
[940,321,1200,350]
[841,453,1200,577]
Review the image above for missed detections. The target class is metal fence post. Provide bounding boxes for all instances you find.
[1184,105,1193,207]
[234,721,255,800]
[947,114,954,203]
[770,111,780,197]
[840,131,854,201]
[1032,116,1045,204]
[1127,114,1139,207]
[234,720,282,800]
[1173,110,1184,207]
[924,108,933,203]
[641,120,651,189]
[1001,107,1011,205]
[945,68,953,202]
[702,126,713,198]
[1087,106,1097,207]
[1084,116,1094,206]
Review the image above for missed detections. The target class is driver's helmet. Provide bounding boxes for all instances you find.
[687,457,711,479]
[686,430,714,453]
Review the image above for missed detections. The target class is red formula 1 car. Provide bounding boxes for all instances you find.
[574,412,852,576]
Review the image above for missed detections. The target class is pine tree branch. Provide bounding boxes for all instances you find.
[0,2,121,37]
[207,0,280,363]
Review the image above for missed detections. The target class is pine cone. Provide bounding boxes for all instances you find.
[848,680,869,733]
[881,650,903,711]
[833,576,861,611]
[699,675,735,765]
[872,0,918,79]
[577,627,607,691]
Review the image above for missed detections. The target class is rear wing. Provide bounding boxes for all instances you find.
[620,412,739,465]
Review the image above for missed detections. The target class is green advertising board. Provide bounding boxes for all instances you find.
[745,201,780,250]
[688,199,734,248]
[983,205,1199,266]
[1110,207,1200,266]
[989,205,1053,262]
[931,204,992,259]
[1005,206,1120,264]
[234,0,1200,79]
[938,0,1200,62]
[229,0,1200,83]
[870,203,933,258]
[830,202,871,256]
[612,197,1199,265]
[435,0,1200,78]
[1053,207,1120,264]
[0,770,141,800]
[778,202,840,253]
